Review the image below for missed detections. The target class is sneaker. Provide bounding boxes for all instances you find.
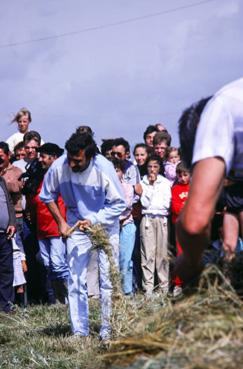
[99,335,111,348]
[124,292,134,300]
[173,286,183,298]
[52,278,68,304]
[160,288,169,297]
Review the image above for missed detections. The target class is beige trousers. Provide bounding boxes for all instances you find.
[140,216,169,294]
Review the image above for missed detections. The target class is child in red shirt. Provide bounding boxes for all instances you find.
[171,162,190,296]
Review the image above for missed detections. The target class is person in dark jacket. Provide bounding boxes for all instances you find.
[0,177,16,313]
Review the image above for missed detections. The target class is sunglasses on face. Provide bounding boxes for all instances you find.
[111,151,123,158]
[25,146,38,151]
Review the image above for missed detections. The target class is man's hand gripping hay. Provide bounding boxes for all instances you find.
[66,220,122,298]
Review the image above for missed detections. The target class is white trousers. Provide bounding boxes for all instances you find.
[87,221,120,297]
[67,231,112,338]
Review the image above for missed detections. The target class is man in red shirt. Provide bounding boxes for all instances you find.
[30,143,69,303]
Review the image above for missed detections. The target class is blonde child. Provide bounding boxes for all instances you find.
[164,147,181,185]
[6,108,32,154]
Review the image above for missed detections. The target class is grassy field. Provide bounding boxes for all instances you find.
[0,300,106,369]
[0,293,161,369]
[1,266,243,369]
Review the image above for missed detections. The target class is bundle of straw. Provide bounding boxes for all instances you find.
[102,265,243,369]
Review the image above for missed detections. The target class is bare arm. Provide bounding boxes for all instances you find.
[46,201,70,237]
[175,157,225,281]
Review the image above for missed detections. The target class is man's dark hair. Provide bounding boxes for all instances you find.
[153,131,171,146]
[112,137,130,153]
[37,143,64,157]
[65,132,97,160]
[14,141,24,154]
[0,142,10,155]
[143,125,157,141]
[23,130,41,145]
[147,154,163,167]
[101,139,114,156]
[76,125,94,136]
[178,96,212,168]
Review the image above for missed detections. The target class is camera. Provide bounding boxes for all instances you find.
[19,159,46,196]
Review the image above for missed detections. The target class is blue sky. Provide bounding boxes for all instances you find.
[0,0,242,150]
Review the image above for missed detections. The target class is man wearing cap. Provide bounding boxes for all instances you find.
[30,143,69,303]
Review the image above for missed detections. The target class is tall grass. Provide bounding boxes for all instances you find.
[2,224,243,369]
[1,265,243,369]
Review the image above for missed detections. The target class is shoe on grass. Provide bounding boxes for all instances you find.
[173,286,183,298]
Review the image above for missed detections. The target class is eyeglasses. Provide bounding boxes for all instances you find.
[111,151,123,158]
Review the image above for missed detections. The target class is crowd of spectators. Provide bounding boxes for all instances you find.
[0,99,242,317]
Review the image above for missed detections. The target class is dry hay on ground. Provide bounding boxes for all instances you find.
[102,265,243,369]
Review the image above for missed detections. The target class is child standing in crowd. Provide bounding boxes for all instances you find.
[164,147,181,185]
[12,237,27,307]
[139,155,171,299]
[112,158,136,296]
[6,108,32,154]
[171,162,190,296]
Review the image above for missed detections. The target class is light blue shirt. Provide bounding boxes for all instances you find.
[39,154,126,229]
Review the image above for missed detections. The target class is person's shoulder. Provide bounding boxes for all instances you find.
[164,161,176,170]
[210,78,243,111]
[171,182,180,189]
[6,131,22,141]
[93,154,114,173]
[49,154,67,170]
[141,175,149,184]
[0,176,7,186]
[12,159,27,171]
[124,160,136,170]
[10,164,23,175]
[171,182,184,194]
[216,77,243,96]
[157,174,171,186]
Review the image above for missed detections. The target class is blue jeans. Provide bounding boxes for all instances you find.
[38,237,69,280]
[119,222,136,294]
